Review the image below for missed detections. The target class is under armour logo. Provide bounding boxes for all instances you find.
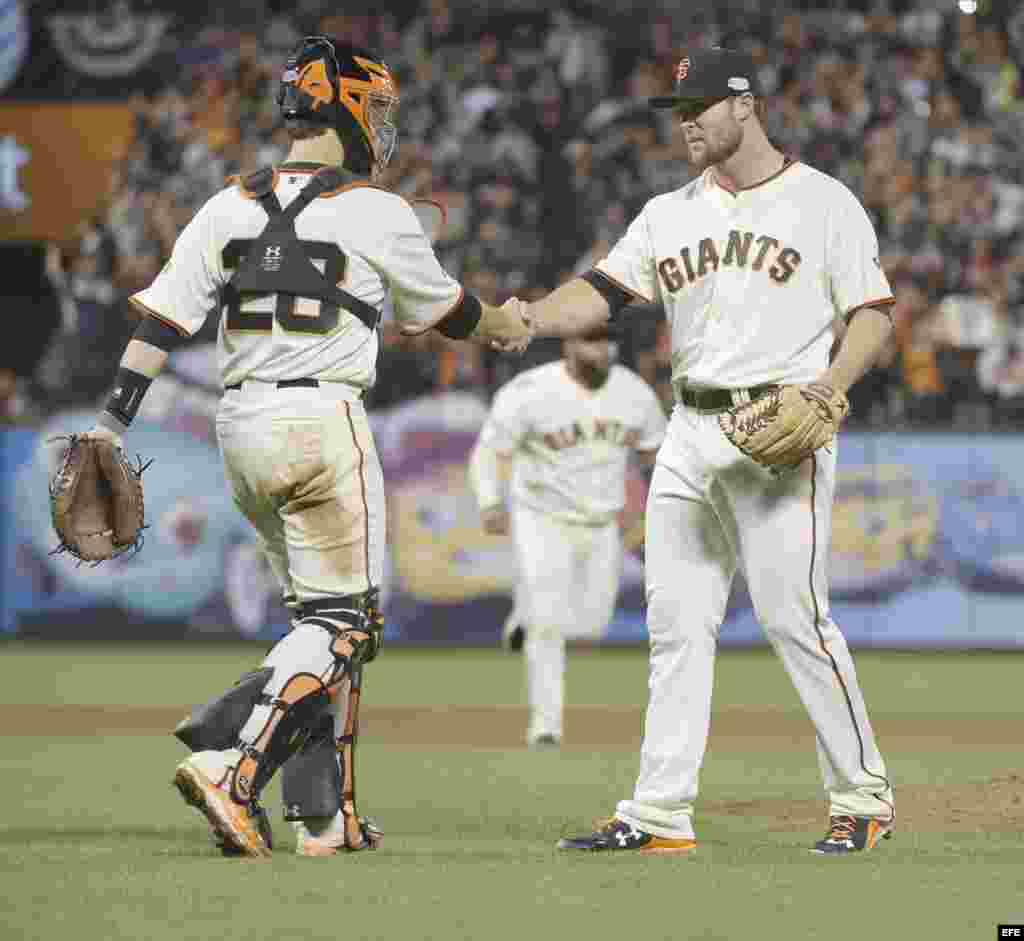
[0,136,30,212]
[261,245,283,272]
[615,825,642,846]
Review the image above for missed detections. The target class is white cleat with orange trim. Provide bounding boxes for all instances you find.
[173,753,271,859]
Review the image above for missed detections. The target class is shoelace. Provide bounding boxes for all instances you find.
[826,815,857,841]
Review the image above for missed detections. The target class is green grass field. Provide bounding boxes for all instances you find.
[0,642,1021,941]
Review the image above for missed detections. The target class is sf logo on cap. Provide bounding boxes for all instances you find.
[675,57,691,82]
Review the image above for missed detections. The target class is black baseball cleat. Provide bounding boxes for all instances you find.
[810,815,893,854]
[501,617,524,651]
[557,817,697,855]
[529,733,561,749]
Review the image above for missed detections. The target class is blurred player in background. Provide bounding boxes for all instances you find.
[82,35,530,858]
[468,326,666,747]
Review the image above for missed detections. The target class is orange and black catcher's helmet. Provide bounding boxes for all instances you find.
[277,35,399,177]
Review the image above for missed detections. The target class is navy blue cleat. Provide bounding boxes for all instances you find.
[811,815,893,854]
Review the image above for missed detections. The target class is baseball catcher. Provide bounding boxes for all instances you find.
[81,25,531,861]
[49,431,147,563]
[719,382,850,469]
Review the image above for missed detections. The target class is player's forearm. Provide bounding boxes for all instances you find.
[467,443,507,510]
[528,278,612,338]
[819,307,893,394]
[120,339,170,379]
[94,338,172,437]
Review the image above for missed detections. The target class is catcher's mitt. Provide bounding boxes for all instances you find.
[49,434,148,563]
[718,383,849,469]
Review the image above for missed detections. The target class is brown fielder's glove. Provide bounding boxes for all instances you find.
[718,383,850,469]
[49,434,148,563]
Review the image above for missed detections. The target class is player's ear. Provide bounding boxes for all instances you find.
[733,93,756,122]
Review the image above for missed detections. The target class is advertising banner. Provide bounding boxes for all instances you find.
[3,385,1024,648]
[0,103,135,242]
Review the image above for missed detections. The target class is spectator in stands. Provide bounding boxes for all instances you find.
[28,0,1024,424]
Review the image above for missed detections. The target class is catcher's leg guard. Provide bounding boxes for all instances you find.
[284,663,381,853]
[335,662,381,850]
[230,594,379,808]
[280,590,383,853]
[281,713,340,820]
[173,668,275,751]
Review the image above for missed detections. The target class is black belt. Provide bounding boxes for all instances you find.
[225,378,320,392]
[674,382,777,413]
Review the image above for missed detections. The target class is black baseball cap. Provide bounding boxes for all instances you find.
[649,47,759,109]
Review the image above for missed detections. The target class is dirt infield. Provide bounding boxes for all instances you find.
[3,703,1021,833]
[704,773,1024,835]
[4,702,1021,749]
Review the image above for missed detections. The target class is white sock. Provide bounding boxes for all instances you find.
[185,748,241,789]
[293,811,345,843]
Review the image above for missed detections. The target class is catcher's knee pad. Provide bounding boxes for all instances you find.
[298,587,384,664]
[172,668,274,752]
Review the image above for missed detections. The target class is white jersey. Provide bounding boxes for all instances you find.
[595,161,895,388]
[478,361,666,525]
[131,163,463,390]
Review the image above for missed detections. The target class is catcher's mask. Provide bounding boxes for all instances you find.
[277,35,399,177]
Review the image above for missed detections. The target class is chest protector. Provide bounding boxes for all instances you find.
[226,166,380,332]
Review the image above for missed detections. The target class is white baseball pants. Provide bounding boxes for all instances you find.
[216,381,385,602]
[615,405,894,840]
[513,502,621,742]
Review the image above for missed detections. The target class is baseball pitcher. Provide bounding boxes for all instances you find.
[468,327,666,747]
[525,48,897,856]
[66,35,530,858]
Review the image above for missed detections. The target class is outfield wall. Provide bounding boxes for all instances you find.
[2,392,1023,648]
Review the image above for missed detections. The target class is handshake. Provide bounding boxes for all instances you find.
[471,278,606,353]
[476,297,534,355]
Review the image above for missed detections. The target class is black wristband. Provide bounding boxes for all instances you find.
[104,368,153,428]
[580,270,634,317]
[435,292,483,339]
[135,314,187,351]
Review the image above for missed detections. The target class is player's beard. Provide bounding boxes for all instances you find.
[575,361,610,389]
[686,120,742,172]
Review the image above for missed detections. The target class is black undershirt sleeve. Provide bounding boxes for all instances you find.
[134,314,188,352]
[435,291,483,339]
[579,270,634,318]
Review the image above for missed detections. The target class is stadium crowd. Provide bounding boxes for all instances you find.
[12,0,1024,429]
